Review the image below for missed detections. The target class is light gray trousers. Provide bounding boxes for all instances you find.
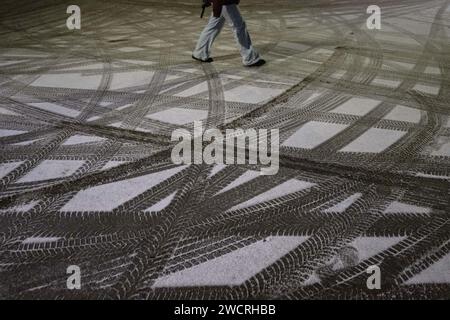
[193,4,260,66]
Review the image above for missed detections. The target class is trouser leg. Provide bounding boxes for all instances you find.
[222,4,261,66]
[193,15,226,60]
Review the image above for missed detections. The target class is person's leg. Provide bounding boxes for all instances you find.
[193,14,226,61]
[222,5,261,66]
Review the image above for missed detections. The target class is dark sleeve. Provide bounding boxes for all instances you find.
[212,0,223,18]
[223,0,240,4]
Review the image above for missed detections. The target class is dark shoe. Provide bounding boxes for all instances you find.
[192,55,213,63]
[246,59,266,67]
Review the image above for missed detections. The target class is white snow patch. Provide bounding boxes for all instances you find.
[145,191,177,212]
[371,78,401,88]
[0,162,23,178]
[340,128,406,153]
[415,172,449,180]
[0,129,27,137]
[61,166,187,211]
[18,160,85,183]
[209,164,227,178]
[102,161,127,170]
[0,107,19,115]
[63,135,104,145]
[282,121,348,149]
[431,143,450,157]
[383,105,421,123]
[22,237,61,244]
[118,47,144,53]
[152,236,309,287]
[413,84,440,95]
[224,85,283,104]
[217,170,260,194]
[31,73,102,90]
[331,98,381,116]
[174,82,209,97]
[384,201,431,214]
[350,236,406,261]
[324,193,362,213]
[0,201,38,213]
[146,107,208,125]
[28,102,80,118]
[405,253,450,284]
[110,71,154,90]
[229,179,315,211]
[13,139,41,146]
[425,66,440,75]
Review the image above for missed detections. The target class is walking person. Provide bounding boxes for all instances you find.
[192,0,266,67]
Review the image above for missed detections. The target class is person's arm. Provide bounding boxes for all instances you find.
[212,0,223,18]
[212,0,240,18]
